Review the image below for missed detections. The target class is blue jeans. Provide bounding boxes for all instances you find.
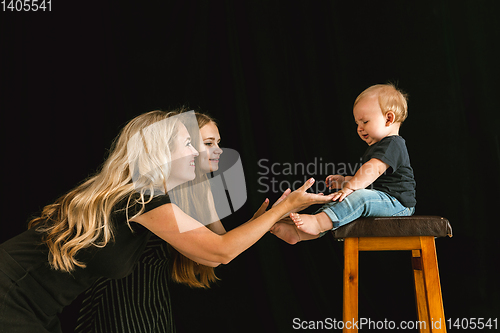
[317,189,415,231]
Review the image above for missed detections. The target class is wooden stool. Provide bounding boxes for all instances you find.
[331,216,452,333]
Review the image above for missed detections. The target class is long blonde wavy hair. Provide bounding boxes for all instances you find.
[29,109,218,288]
[166,112,221,288]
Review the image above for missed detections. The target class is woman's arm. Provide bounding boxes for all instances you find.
[205,195,270,236]
[133,179,333,264]
[177,197,270,266]
[171,244,222,267]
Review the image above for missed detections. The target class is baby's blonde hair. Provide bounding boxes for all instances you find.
[354,83,409,123]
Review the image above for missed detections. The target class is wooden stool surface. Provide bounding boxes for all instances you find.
[332,216,452,239]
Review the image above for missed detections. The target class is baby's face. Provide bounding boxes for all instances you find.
[353,95,393,146]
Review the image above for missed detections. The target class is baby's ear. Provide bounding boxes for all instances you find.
[385,112,396,125]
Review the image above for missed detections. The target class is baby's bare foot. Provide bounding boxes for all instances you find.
[270,222,301,245]
[290,212,323,236]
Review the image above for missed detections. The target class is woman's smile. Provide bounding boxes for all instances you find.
[199,122,223,173]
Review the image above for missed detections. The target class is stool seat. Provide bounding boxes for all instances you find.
[332,216,452,239]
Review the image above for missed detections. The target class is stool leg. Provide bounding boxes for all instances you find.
[420,236,446,332]
[412,249,431,333]
[343,238,359,333]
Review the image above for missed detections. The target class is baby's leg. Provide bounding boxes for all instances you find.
[290,212,333,236]
[270,222,319,244]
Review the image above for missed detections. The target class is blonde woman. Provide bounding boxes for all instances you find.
[76,112,233,332]
[0,110,333,333]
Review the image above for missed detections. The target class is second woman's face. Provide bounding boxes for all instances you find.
[199,122,223,173]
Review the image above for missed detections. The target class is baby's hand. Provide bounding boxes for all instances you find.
[326,175,345,189]
[332,187,354,202]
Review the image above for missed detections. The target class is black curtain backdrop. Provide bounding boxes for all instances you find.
[1,1,499,332]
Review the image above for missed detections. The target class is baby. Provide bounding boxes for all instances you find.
[271,83,416,244]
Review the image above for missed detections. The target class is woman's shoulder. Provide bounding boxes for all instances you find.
[112,193,172,220]
[138,194,172,214]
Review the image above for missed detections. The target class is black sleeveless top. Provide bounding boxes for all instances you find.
[0,194,171,332]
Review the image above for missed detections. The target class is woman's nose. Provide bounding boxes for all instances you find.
[190,145,199,156]
[214,145,223,155]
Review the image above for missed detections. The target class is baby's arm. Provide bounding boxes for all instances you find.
[326,175,353,189]
[334,158,389,202]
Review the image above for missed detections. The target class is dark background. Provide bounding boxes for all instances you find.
[1,0,499,332]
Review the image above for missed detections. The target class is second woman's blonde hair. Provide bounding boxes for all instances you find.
[30,109,218,288]
[166,112,220,288]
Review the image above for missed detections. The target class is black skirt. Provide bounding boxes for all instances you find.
[75,236,175,333]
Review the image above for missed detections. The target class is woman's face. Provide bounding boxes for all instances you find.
[168,123,199,189]
[198,121,223,173]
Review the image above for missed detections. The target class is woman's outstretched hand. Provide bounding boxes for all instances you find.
[272,188,292,207]
[249,198,270,221]
[277,178,335,217]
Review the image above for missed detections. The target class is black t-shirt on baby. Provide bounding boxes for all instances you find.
[360,135,416,207]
